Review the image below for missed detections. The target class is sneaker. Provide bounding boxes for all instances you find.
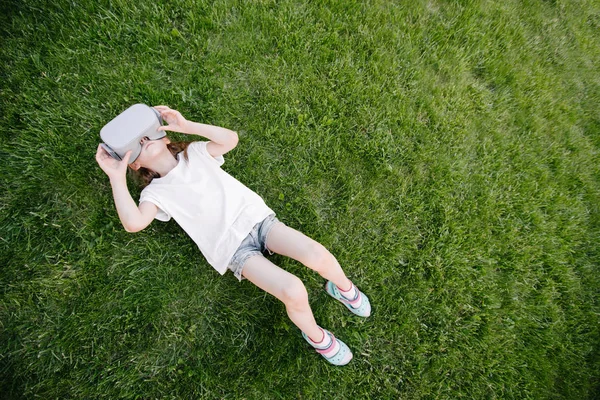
[302,328,353,366]
[325,281,371,317]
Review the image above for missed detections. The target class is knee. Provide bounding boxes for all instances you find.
[280,276,309,309]
[305,242,334,272]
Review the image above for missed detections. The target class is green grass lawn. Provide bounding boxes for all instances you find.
[1,0,599,398]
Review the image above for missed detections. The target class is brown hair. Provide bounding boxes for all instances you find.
[131,141,191,187]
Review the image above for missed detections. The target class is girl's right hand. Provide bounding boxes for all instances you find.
[95,144,131,181]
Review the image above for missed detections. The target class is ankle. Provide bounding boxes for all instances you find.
[307,328,331,346]
[337,281,357,300]
[337,280,353,292]
[309,327,325,342]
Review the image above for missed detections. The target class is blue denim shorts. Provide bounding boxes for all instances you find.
[228,213,281,281]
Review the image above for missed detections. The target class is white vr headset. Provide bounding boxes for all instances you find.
[100,104,165,162]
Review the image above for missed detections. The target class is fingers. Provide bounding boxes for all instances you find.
[160,109,178,118]
[96,144,108,162]
[153,106,182,120]
[153,105,172,114]
[153,105,171,119]
[156,108,174,121]
[153,106,185,132]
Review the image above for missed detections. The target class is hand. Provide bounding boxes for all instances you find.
[153,105,190,134]
[95,144,131,181]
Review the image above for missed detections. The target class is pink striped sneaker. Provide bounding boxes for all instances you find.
[302,328,353,366]
[325,281,371,317]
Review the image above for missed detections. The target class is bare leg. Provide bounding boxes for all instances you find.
[265,222,352,291]
[241,254,323,341]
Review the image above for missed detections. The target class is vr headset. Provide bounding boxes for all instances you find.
[100,104,165,162]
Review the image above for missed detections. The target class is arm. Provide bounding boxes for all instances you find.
[153,105,239,157]
[95,145,158,232]
[184,121,239,158]
[109,177,158,232]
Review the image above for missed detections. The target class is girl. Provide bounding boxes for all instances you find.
[95,105,371,366]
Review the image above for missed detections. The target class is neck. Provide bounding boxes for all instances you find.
[149,151,179,177]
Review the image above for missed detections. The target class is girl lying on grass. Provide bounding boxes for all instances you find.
[95,105,371,365]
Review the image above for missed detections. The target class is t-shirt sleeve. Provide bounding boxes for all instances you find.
[139,188,171,222]
[188,141,225,167]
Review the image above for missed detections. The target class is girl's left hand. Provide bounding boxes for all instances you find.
[153,105,190,134]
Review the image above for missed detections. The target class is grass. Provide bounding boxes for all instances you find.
[1,0,599,398]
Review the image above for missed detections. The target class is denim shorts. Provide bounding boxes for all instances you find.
[228,213,280,281]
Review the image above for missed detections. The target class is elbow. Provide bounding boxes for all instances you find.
[123,224,143,233]
[230,131,239,147]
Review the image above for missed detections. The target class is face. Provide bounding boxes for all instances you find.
[130,136,171,170]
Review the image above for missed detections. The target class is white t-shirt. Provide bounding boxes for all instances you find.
[139,141,275,275]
